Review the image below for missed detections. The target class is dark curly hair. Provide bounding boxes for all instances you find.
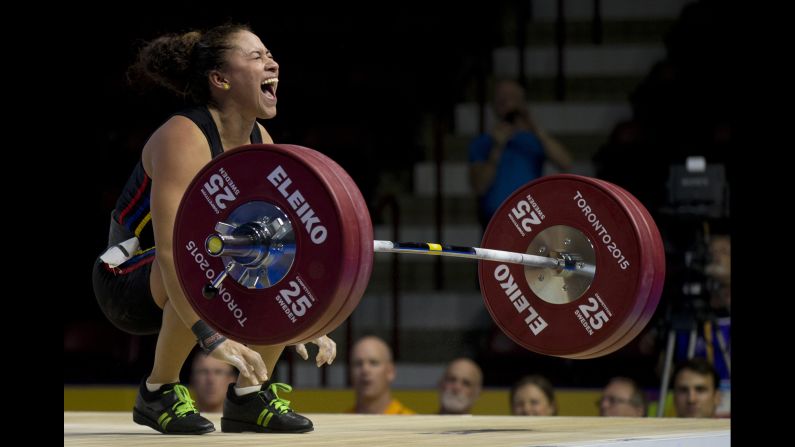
[673,357,720,390]
[127,23,251,105]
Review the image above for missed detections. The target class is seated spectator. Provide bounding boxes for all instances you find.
[510,375,556,416]
[598,377,647,417]
[349,336,414,414]
[189,351,238,413]
[673,358,721,418]
[438,358,483,414]
[705,234,730,312]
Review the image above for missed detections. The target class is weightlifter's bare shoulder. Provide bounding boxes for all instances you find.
[142,115,212,181]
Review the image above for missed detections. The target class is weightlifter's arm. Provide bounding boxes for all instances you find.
[143,116,268,382]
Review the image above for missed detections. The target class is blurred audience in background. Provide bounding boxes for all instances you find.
[673,358,721,418]
[510,374,557,416]
[349,336,415,414]
[189,351,238,413]
[598,377,647,417]
[438,358,483,414]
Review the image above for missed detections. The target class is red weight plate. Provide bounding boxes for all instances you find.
[280,145,374,343]
[316,152,374,329]
[558,181,650,359]
[267,145,360,344]
[579,180,665,358]
[173,144,363,345]
[561,178,655,359]
[574,178,666,359]
[479,174,651,357]
[531,175,653,359]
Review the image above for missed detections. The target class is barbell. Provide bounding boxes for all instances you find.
[173,144,665,359]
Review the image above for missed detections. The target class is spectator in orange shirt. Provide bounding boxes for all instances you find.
[349,336,414,414]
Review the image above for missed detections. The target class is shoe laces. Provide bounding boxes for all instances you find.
[165,384,199,417]
[264,382,293,414]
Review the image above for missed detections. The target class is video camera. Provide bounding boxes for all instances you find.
[666,156,729,220]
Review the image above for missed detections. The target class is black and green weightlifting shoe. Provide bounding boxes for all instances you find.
[132,379,215,434]
[221,381,313,433]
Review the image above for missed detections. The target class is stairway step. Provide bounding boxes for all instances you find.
[412,161,596,198]
[412,162,473,197]
[373,195,480,226]
[439,133,476,162]
[554,134,610,160]
[525,75,643,101]
[500,19,677,47]
[352,291,487,329]
[529,0,691,21]
[461,75,644,103]
[367,255,481,293]
[428,131,608,163]
[281,361,455,388]
[455,101,631,136]
[494,44,665,78]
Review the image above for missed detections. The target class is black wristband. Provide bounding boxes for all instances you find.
[191,320,227,353]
